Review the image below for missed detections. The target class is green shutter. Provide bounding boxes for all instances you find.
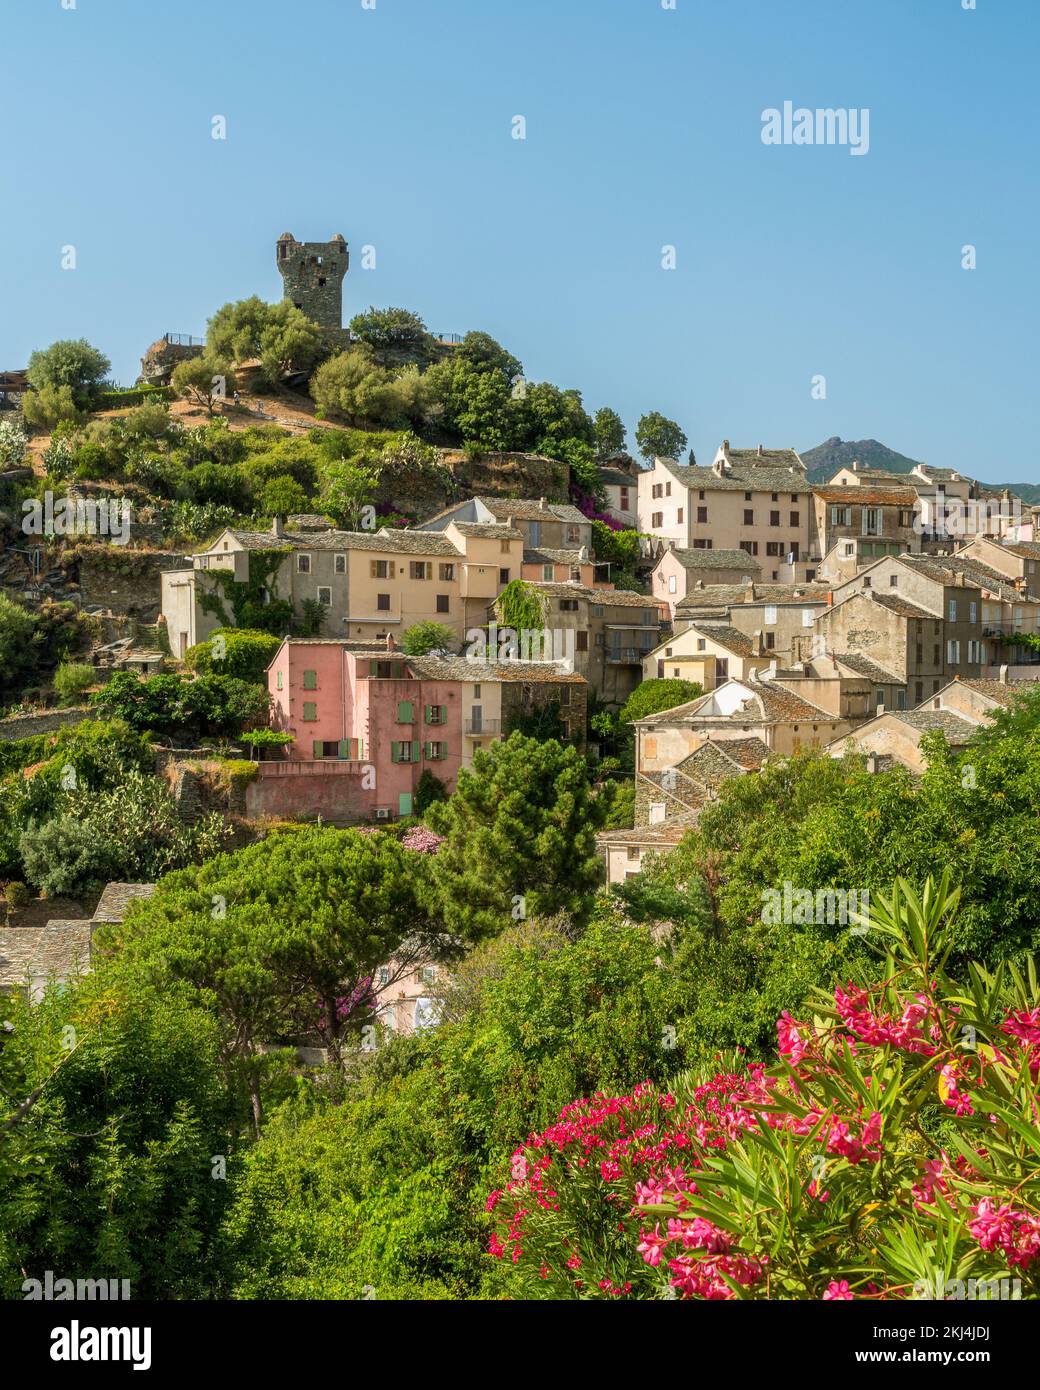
[391,743,400,763]
[398,792,413,817]
[303,702,317,721]
[398,700,413,723]
[439,741,448,760]
[338,739,350,759]
[357,739,364,761]
[424,705,434,723]
[303,670,317,690]
[423,741,432,759]
[412,740,420,763]
[312,740,323,758]
[439,705,448,724]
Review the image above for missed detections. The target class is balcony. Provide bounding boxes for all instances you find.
[606,646,649,665]
[464,718,501,735]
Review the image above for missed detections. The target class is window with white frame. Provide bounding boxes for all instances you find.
[947,639,961,664]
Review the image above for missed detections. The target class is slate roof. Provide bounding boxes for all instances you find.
[665,548,762,572]
[599,469,637,489]
[0,922,92,992]
[944,677,1033,707]
[529,582,661,609]
[814,486,918,506]
[91,882,157,924]
[677,582,831,609]
[898,553,1025,604]
[866,592,937,621]
[220,528,461,556]
[638,678,834,726]
[523,548,587,566]
[477,497,588,524]
[889,710,980,740]
[451,522,525,540]
[405,655,585,684]
[596,826,686,847]
[996,541,1040,559]
[834,652,905,685]
[661,452,811,494]
[688,623,756,657]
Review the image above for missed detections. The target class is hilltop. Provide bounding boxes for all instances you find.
[800,436,925,483]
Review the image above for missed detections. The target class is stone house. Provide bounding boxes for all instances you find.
[598,463,640,528]
[637,442,816,582]
[417,496,592,555]
[810,485,920,572]
[642,622,772,688]
[522,582,665,706]
[674,581,832,666]
[650,546,761,618]
[825,708,981,773]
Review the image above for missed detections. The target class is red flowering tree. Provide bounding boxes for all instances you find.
[489,875,1040,1299]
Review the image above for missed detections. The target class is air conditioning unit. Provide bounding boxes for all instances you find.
[375,808,391,821]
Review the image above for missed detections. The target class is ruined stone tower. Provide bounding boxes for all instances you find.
[276,232,349,331]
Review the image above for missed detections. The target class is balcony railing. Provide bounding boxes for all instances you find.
[607,646,649,664]
[464,718,501,735]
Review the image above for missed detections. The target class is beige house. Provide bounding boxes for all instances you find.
[637,442,815,581]
[675,581,832,665]
[957,537,1040,598]
[826,708,980,773]
[417,496,592,554]
[598,463,640,528]
[598,825,686,886]
[642,622,771,688]
[636,672,848,766]
[160,519,527,659]
[810,485,920,570]
[650,547,761,618]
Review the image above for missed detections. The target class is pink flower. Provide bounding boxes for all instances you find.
[637,1224,670,1268]
[823,1279,854,1300]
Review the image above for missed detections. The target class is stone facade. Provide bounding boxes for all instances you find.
[276,232,349,331]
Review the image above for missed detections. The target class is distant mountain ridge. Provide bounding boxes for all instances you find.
[800,436,1040,505]
[800,437,924,484]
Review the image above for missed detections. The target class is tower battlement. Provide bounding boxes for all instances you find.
[276,232,349,331]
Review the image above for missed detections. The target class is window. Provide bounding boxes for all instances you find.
[933,645,941,665]
[302,702,317,721]
[896,689,906,710]
[593,605,604,617]
[439,562,455,581]
[317,586,331,605]
[436,594,450,613]
[664,483,671,498]
[473,684,481,697]
[424,741,448,760]
[559,687,571,706]
[766,542,782,557]
[391,741,418,763]
[948,598,958,622]
[371,559,393,579]
[576,631,589,652]
[771,492,779,503]
[420,966,436,985]
[652,483,662,499]
[790,512,799,527]
[335,554,346,574]
[627,846,641,862]
[319,741,340,759]
[696,506,707,523]
[969,601,977,624]
[863,576,872,588]
[676,507,684,524]
[559,598,579,611]
[698,489,705,500]
[543,564,555,581]
[765,632,775,650]
[764,605,778,624]
[276,670,283,690]
[425,704,446,724]
[898,509,913,528]
[378,967,390,987]
[743,509,754,525]
[744,491,752,502]
[692,538,713,549]
[302,669,317,690]
[377,593,390,611]
[888,574,898,588]
[696,638,705,651]
[668,575,677,594]
[830,506,851,527]
[397,700,414,723]
[844,542,855,557]
[740,541,759,556]
[946,639,961,664]
[499,567,510,583]
[652,512,663,527]
[862,508,881,536]
[410,561,431,580]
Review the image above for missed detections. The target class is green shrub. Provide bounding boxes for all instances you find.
[52,661,96,705]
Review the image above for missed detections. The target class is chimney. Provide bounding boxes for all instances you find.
[866,752,878,773]
[752,629,763,655]
[272,515,284,538]
[757,444,764,458]
[877,702,885,715]
[539,497,547,510]
[385,632,396,651]
[852,460,860,472]
[721,439,730,453]
[999,664,1009,684]
[579,545,588,562]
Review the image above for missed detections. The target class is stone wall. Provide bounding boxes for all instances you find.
[71,549,187,618]
[0,707,96,742]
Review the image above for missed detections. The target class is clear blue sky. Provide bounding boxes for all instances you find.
[2,0,1037,482]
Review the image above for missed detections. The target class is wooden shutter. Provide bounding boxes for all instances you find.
[412,740,420,763]
[398,700,413,723]
[370,559,378,578]
[338,739,350,759]
[391,742,400,763]
[312,740,323,758]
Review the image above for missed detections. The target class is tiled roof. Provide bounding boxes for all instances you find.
[866,592,937,620]
[814,486,918,506]
[677,582,831,609]
[224,528,461,556]
[834,652,905,684]
[452,522,525,540]
[287,514,336,530]
[639,678,833,726]
[523,548,587,566]
[996,541,1040,559]
[478,497,588,524]
[596,826,686,848]
[661,453,811,494]
[689,623,756,657]
[900,553,1024,603]
[0,921,92,991]
[405,654,585,684]
[719,735,771,769]
[529,582,660,609]
[666,548,762,572]
[91,882,157,924]
[890,710,980,739]
[945,677,1033,707]
[599,468,637,488]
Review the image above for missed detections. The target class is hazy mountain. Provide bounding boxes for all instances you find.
[800,437,925,484]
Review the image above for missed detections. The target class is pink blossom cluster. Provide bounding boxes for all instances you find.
[833,984,938,1054]
[968,1199,1040,1269]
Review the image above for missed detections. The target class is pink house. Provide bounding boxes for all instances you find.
[250,638,464,823]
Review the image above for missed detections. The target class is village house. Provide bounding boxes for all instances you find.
[252,637,586,823]
[642,621,771,688]
[597,459,640,528]
[650,546,762,618]
[637,442,816,581]
[160,516,528,658]
[598,824,686,886]
[417,495,593,554]
[957,536,1040,599]
[521,581,665,705]
[673,581,832,666]
[810,484,920,578]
